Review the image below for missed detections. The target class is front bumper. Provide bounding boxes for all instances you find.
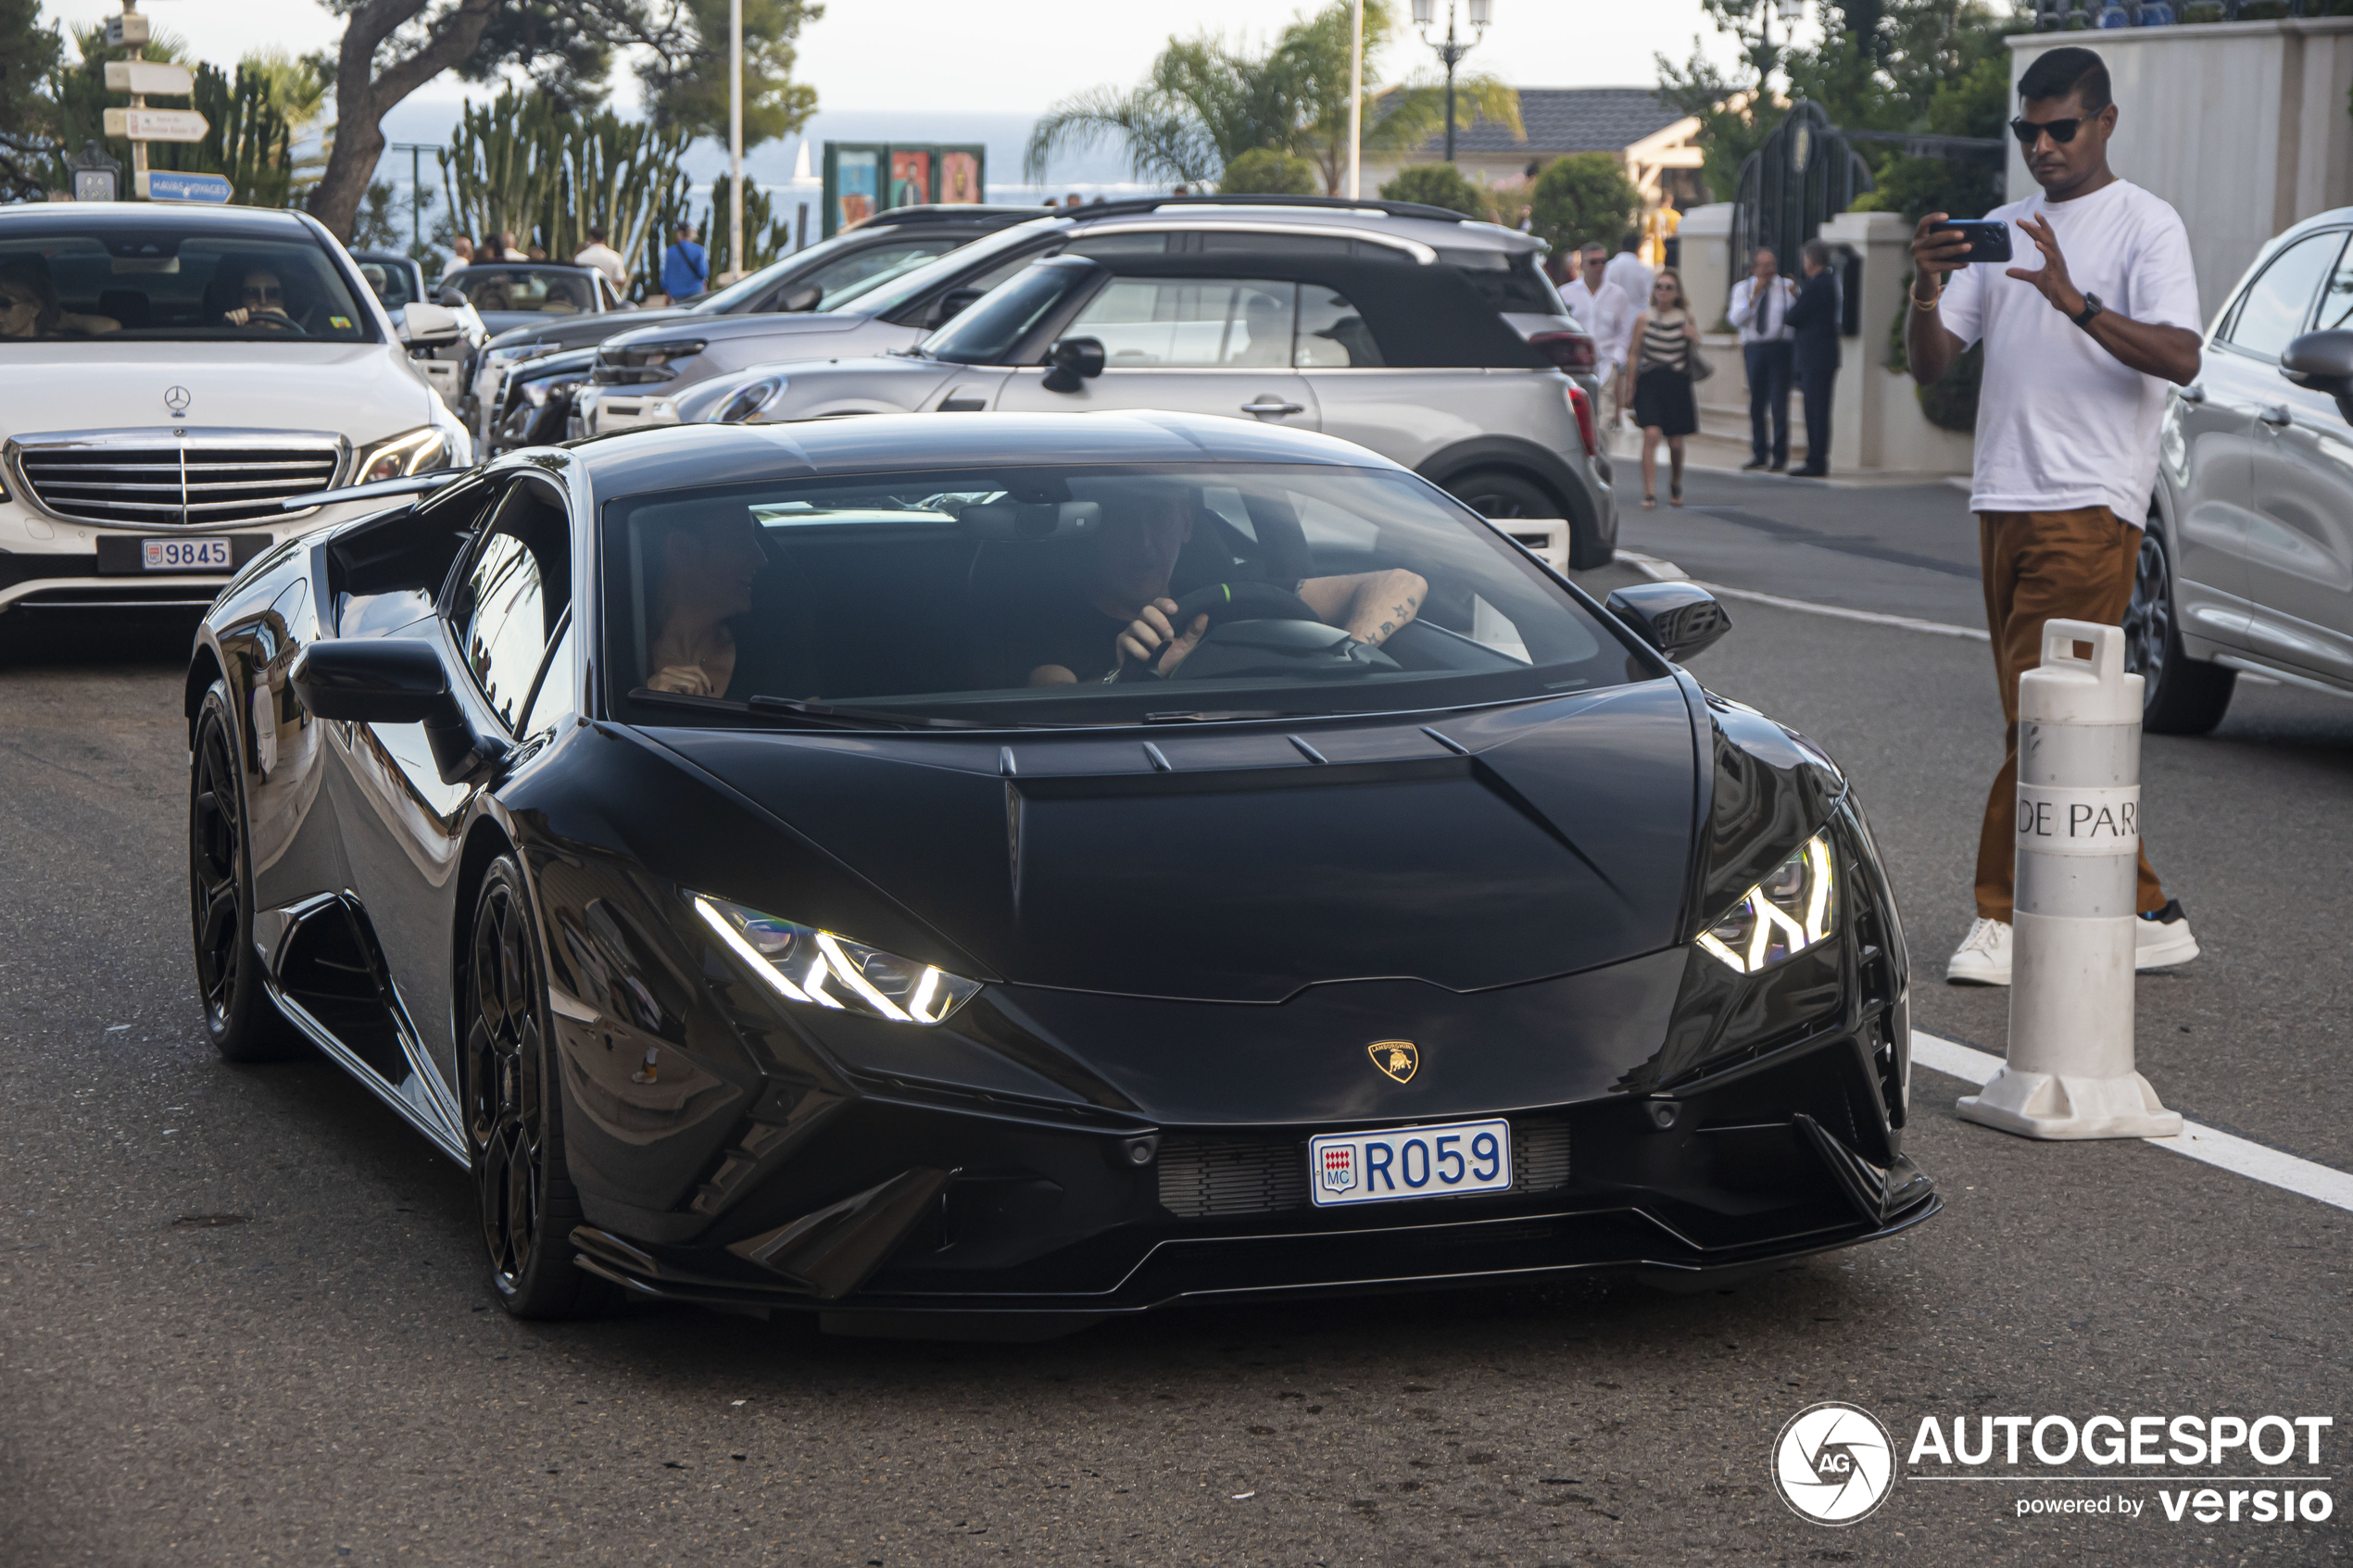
[562,1022,1934,1325]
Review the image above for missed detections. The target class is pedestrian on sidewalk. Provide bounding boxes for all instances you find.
[574,224,629,295]
[1730,247,1798,471]
[1560,242,1635,433]
[661,222,709,302]
[1604,232,1652,319]
[1905,44,2204,985]
[1620,269,1699,509]
[1787,239,1841,477]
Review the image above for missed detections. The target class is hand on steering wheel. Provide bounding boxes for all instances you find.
[1116,596,1210,678]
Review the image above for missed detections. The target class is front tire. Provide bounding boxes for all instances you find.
[2124,526,2235,735]
[463,855,611,1319]
[189,683,302,1062]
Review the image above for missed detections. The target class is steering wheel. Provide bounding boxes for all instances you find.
[233,310,308,336]
[1113,582,1321,682]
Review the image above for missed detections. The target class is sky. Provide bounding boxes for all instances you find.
[37,0,1768,199]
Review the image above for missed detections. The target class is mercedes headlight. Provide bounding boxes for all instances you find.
[355,425,450,484]
[695,896,981,1026]
[485,343,544,365]
[1695,834,1835,974]
[713,374,785,424]
[522,376,585,408]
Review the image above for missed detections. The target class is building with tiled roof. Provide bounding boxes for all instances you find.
[1364,86,1706,213]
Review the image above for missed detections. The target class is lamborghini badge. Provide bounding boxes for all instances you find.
[1368,1040,1419,1084]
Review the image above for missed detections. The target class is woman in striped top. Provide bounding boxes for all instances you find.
[1618,269,1701,508]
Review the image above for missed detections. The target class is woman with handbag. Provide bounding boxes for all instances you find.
[1619,269,1705,508]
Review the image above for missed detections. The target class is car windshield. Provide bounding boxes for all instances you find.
[602,461,1642,729]
[819,219,1060,316]
[919,258,1100,365]
[447,267,598,315]
[0,219,375,344]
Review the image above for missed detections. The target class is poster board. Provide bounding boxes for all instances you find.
[822,143,989,237]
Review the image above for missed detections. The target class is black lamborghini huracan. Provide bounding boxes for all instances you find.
[186,412,1933,1333]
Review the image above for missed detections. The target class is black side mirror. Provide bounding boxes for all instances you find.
[1041,335,1106,394]
[931,285,985,326]
[778,284,822,313]
[1604,582,1731,664]
[436,285,468,307]
[290,638,508,784]
[2283,330,2353,423]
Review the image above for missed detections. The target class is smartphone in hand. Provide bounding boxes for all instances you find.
[1931,220,2013,265]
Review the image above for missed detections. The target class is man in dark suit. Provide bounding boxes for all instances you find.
[1787,239,1842,477]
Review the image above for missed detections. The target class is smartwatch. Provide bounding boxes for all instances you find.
[2072,292,2106,330]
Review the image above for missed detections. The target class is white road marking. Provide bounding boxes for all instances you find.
[1618,553,1992,643]
[1911,1031,2353,1214]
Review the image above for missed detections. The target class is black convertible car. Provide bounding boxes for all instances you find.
[185,413,1932,1334]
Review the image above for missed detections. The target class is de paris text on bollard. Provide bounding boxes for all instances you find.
[1959,621,2181,1139]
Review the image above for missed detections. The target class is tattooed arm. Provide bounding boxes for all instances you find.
[1295,569,1429,648]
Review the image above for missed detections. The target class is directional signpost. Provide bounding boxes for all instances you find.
[138,170,233,203]
[102,107,208,143]
[88,0,228,204]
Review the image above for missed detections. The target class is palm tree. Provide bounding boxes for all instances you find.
[1025,0,1517,196]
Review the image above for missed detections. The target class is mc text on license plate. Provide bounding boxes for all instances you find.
[1309,1118,1512,1208]
[142,537,232,571]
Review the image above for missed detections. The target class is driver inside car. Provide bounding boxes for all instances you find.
[644,511,770,697]
[222,267,302,331]
[1022,488,1428,685]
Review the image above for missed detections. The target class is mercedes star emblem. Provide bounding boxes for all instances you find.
[164,385,192,415]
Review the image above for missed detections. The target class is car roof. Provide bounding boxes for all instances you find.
[1063,195,1542,257]
[448,262,601,278]
[862,205,1048,229]
[567,411,1399,495]
[0,203,324,237]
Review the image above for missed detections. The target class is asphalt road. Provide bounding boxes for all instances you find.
[2,481,2348,1566]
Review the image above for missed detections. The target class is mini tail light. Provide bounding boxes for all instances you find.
[1566,384,1598,458]
[1529,330,1597,372]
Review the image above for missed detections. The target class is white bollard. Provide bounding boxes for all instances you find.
[1958,620,2182,1140]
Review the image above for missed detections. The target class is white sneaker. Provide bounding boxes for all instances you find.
[1945,917,2012,986]
[2136,899,2200,971]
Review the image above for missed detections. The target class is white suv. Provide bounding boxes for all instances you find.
[0,205,470,621]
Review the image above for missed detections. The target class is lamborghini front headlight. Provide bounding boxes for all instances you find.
[1695,833,1835,974]
[695,895,981,1026]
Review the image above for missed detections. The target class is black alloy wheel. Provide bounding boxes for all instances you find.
[464,855,610,1318]
[2123,525,2236,735]
[189,682,301,1062]
[1447,470,1611,570]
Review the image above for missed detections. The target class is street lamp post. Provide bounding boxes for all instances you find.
[729,0,744,285]
[392,142,438,257]
[1347,0,1363,200]
[1412,0,1491,166]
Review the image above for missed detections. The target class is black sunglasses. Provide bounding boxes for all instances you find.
[2010,113,2095,148]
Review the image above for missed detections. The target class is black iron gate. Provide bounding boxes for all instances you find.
[1730,101,1875,271]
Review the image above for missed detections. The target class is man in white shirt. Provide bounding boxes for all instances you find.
[1729,249,1799,470]
[1906,44,2204,985]
[1559,243,1635,431]
[573,224,629,295]
[1602,234,1652,320]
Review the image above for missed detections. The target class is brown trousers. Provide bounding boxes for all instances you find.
[1974,507,2167,922]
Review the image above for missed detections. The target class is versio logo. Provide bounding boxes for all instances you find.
[1774,1401,1899,1525]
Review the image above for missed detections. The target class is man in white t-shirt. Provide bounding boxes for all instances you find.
[573,224,629,295]
[1603,234,1652,321]
[1906,44,2205,986]
[1560,243,1635,430]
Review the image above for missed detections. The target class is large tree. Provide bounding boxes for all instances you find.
[309,0,508,240]
[0,0,65,202]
